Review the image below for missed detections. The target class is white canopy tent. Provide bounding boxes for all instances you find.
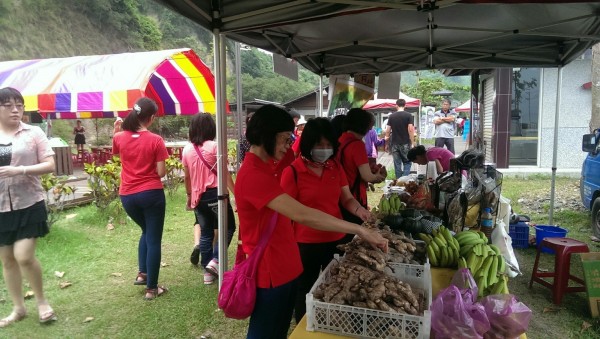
[154,0,600,285]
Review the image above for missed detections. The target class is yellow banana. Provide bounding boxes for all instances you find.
[427,244,439,266]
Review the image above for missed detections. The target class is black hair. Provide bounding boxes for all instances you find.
[76,120,82,123]
[407,145,426,162]
[442,98,451,105]
[189,113,216,146]
[299,118,339,161]
[246,104,295,157]
[396,99,406,107]
[0,87,24,105]
[122,97,158,132]
[288,109,301,119]
[330,114,346,141]
[342,108,373,136]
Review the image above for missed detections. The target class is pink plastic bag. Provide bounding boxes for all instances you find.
[480,294,532,339]
[431,279,490,339]
[450,267,478,304]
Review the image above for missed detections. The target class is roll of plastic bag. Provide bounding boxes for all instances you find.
[491,220,521,278]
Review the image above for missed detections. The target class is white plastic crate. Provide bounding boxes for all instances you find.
[306,256,432,339]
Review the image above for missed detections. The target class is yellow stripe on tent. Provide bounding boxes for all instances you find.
[171,52,216,113]
[23,95,39,111]
[108,91,129,112]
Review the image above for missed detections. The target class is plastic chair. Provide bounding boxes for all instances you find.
[529,237,589,304]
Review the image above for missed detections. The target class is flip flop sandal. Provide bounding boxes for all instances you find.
[0,311,27,328]
[133,272,147,285]
[39,309,57,324]
[144,285,168,301]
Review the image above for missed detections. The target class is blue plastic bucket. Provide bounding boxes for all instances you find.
[534,225,568,254]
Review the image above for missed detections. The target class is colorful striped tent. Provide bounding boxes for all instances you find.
[0,48,220,119]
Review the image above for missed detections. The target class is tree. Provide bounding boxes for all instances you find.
[591,43,600,132]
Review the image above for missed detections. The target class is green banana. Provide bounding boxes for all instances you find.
[497,254,506,275]
[433,236,446,249]
[453,247,460,267]
[476,275,487,298]
[478,256,494,279]
[460,244,475,258]
[489,244,501,256]
[488,256,499,286]
[455,231,479,244]
[427,245,439,266]
[466,252,478,271]
[418,233,432,244]
[441,246,449,267]
[429,238,440,255]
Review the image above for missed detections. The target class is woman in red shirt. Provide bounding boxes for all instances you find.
[337,108,387,224]
[113,98,170,300]
[235,105,388,339]
[280,117,372,324]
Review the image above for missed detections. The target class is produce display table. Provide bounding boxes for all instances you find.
[289,267,526,339]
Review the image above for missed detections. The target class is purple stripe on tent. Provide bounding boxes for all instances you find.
[55,93,71,111]
[149,75,175,114]
[78,92,103,111]
[0,60,39,87]
[155,61,198,114]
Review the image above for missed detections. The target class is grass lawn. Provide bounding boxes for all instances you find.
[0,190,248,339]
[1,176,600,338]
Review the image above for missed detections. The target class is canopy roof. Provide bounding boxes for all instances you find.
[363,92,421,110]
[0,49,218,119]
[455,99,472,112]
[157,1,600,75]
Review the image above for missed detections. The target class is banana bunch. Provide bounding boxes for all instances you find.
[377,194,406,215]
[454,231,507,298]
[419,226,460,268]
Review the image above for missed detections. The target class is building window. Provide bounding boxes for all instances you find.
[509,68,540,166]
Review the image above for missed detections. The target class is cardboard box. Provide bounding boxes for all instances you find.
[581,252,600,318]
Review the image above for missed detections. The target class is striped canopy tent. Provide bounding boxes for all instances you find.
[0,48,220,119]
[455,99,479,113]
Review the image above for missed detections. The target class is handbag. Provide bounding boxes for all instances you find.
[218,212,278,319]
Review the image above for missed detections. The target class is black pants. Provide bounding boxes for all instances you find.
[294,237,350,323]
[435,137,455,154]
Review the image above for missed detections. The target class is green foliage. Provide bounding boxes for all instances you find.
[137,15,162,50]
[84,157,124,222]
[402,71,470,107]
[164,155,184,197]
[40,173,76,227]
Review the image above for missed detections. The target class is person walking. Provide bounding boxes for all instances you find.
[235,105,387,339]
[433,98,457,154]
[112,97,170,300]
[182,113,236,285]
[384,98,414,178]
[0,87,57,327]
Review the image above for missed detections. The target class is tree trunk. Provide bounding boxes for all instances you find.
[590,43,600,132]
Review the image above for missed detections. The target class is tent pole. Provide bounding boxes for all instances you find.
[214,31,229,289]
[318,75,324,117]
[549,66,562,225]
[235,42,243,171]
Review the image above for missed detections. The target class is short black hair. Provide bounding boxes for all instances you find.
[0,87,24,105]
[396,99,406,107]
[407,145,426,162]
[246,104,295,157]
[288,109,301,119]
[299,118,339,161]
[189,113,216,146]
[330,115,346,141]
[442,98,451,105]
[342,108,373,136]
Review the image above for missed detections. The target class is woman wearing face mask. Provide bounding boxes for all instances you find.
[280,117,372,324]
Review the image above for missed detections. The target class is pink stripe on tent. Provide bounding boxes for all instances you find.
[155,60,198,114]
[78,92,103,111]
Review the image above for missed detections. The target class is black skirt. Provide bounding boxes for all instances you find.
[75,134,86,145]
[0,200,49,246]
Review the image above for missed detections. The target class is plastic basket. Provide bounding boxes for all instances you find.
[534,225,568,254]
[306,257,431,339]
[509,222,530,249]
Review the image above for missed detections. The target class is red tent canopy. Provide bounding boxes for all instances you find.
[363,92,420,110]
[455,99,479,113]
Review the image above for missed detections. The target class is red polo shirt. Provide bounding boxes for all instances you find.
[337,132,369,207]
[281,158,348,243]
[235,152,302,288]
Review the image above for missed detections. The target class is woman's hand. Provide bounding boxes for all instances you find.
[0,166,23,178]
[356,207,372,222]
[357,227,388,253]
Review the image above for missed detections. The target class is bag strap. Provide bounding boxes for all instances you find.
[338,138,366,207]
[244,212,278,264]
[193,144,217,176]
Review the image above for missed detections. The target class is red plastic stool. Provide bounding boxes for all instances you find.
[529,237,589,304]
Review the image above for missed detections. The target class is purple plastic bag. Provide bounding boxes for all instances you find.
[480,294,532,339]
[450,267,478,304]
[431,285,491,339]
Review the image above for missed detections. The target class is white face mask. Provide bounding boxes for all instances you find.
[311,148,334,163]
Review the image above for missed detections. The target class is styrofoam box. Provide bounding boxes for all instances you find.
[306,256,432,339]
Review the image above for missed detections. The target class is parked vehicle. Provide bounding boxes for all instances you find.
[580,131,600,237]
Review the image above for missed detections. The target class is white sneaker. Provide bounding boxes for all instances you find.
[206,259,219,277]
[203,272,215,285]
